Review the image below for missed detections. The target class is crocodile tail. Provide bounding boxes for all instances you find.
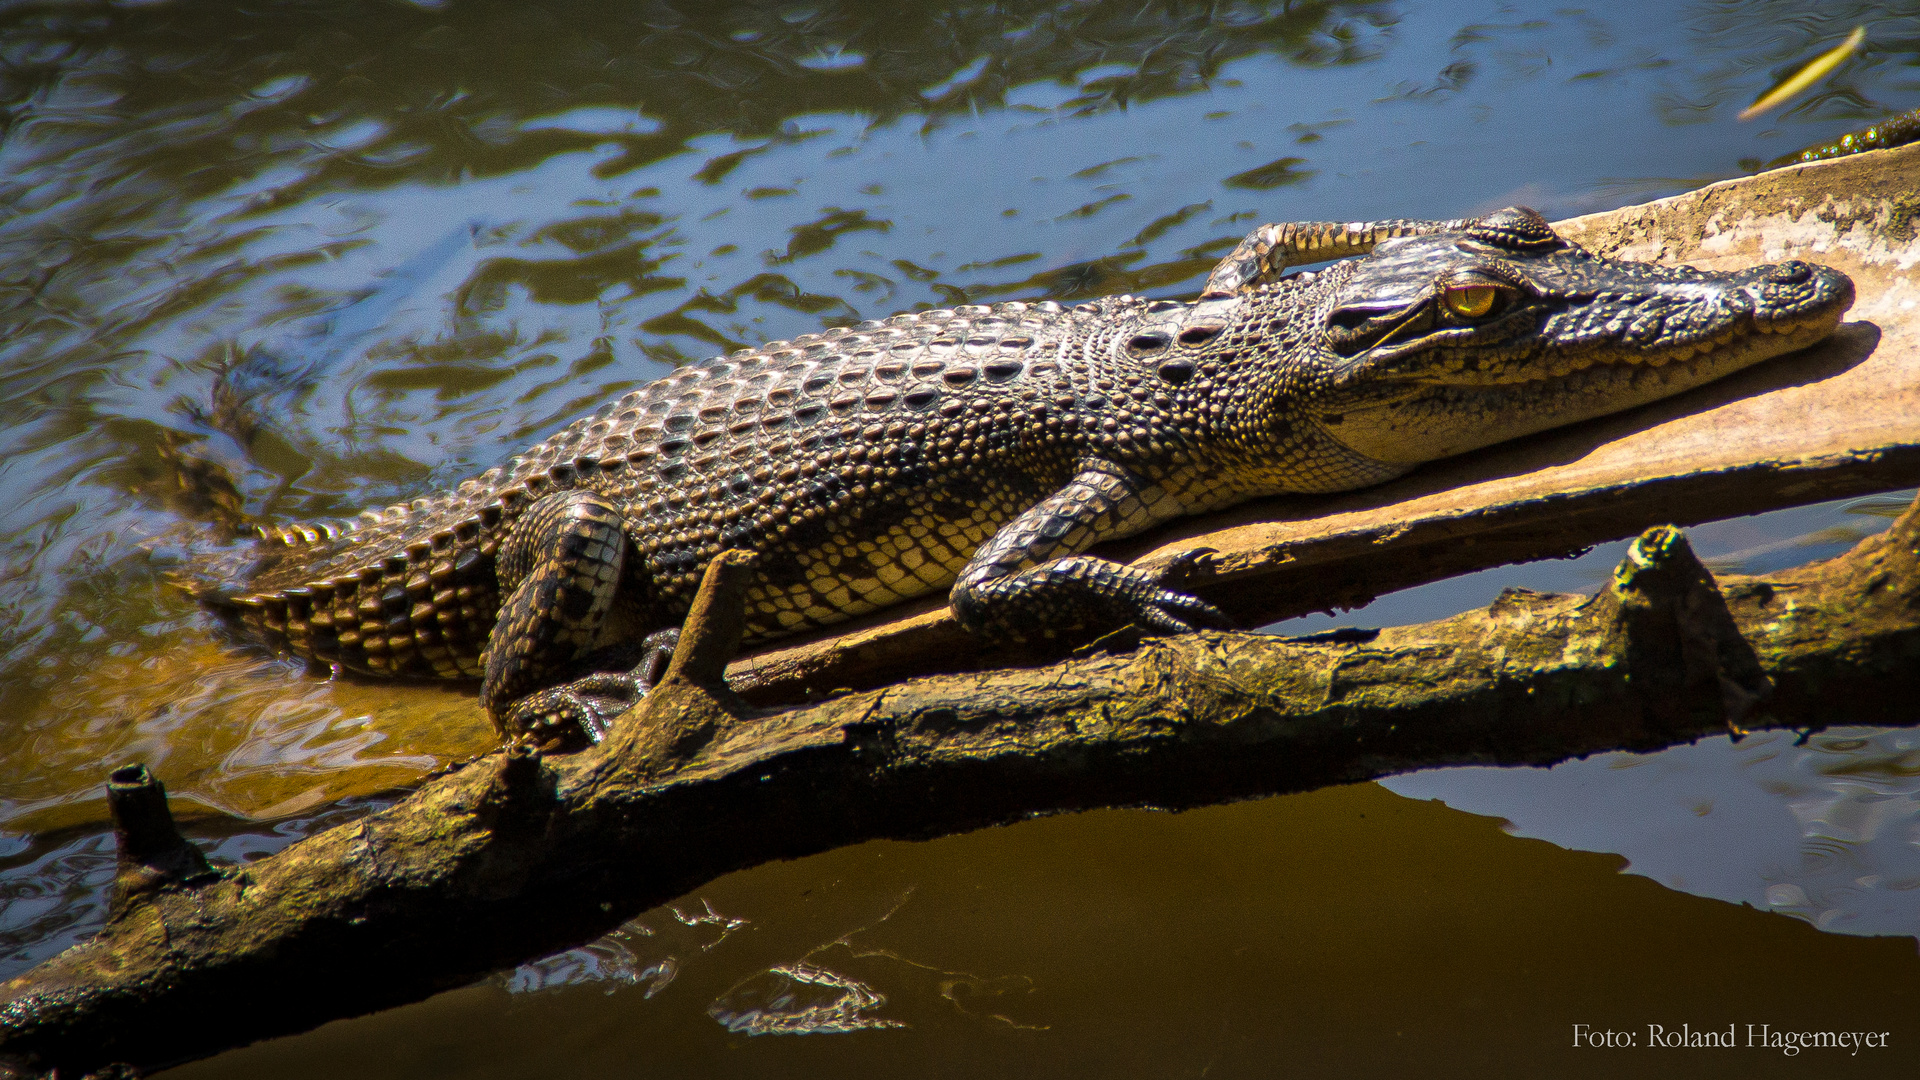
[165,533,276,607]
[189,490,501,681]
[252,521,349,548]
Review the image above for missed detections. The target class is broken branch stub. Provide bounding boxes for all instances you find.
[104,764,213,919]
[606,549,763,774]
[1594,526,1774,734]
[660,549,756,688]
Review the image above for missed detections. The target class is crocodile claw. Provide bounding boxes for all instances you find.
[500,628,680,748]
[1135,585,1234,634]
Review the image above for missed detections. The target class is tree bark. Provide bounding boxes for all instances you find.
[4,146,1920,1077]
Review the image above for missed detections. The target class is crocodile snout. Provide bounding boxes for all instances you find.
[1747,260,1852,332]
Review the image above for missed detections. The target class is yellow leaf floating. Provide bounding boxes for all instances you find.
[1739,25,1867,121]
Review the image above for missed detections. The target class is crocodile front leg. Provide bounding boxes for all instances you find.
[950,462,1229,640]
[1200,216,1473,297]
[481,489,662,745]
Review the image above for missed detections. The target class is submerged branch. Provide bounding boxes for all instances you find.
[4,490,1919,1076]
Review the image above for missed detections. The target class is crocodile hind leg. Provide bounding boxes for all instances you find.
[480,489,663,745]
[950,462,1230,641]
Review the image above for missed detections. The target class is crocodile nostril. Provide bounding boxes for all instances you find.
[1767,261,1813,284]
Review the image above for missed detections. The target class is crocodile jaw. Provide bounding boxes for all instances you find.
[1318,301,1847,463]
[1307,250,1854,466]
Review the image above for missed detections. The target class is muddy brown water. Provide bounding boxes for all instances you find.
[1,0,1917,1074]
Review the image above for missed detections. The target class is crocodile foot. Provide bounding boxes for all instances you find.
[499,628,681,749]
[953,554,1234,642]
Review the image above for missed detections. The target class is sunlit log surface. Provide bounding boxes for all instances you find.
[2,147,1919,1076]
[732,142,1920,703]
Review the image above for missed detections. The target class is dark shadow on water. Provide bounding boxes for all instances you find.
[162,785,1920,1079]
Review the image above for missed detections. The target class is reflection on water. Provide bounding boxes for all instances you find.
[1389,727,1920,940]
[709,962,907,1036]
[0,829,111,977]
[508,897,747,1000]
[0,632,485,836]
[1,0,1918,1070]
[1319,493,1920,942]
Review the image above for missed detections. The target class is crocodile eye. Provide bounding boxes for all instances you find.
[1442,283,1501,319]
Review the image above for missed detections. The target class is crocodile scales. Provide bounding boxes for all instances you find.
[203,207,1854,746]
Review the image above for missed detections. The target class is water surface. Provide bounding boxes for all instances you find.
[1,0,1917,1073]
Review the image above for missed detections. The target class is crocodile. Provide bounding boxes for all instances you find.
[199,207,1854,748]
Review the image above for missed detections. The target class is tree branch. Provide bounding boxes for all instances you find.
[4,483,1919,1076]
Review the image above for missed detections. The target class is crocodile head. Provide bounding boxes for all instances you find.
[1302,206,1854,465]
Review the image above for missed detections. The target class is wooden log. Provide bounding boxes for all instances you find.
[730,143,1920,702]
